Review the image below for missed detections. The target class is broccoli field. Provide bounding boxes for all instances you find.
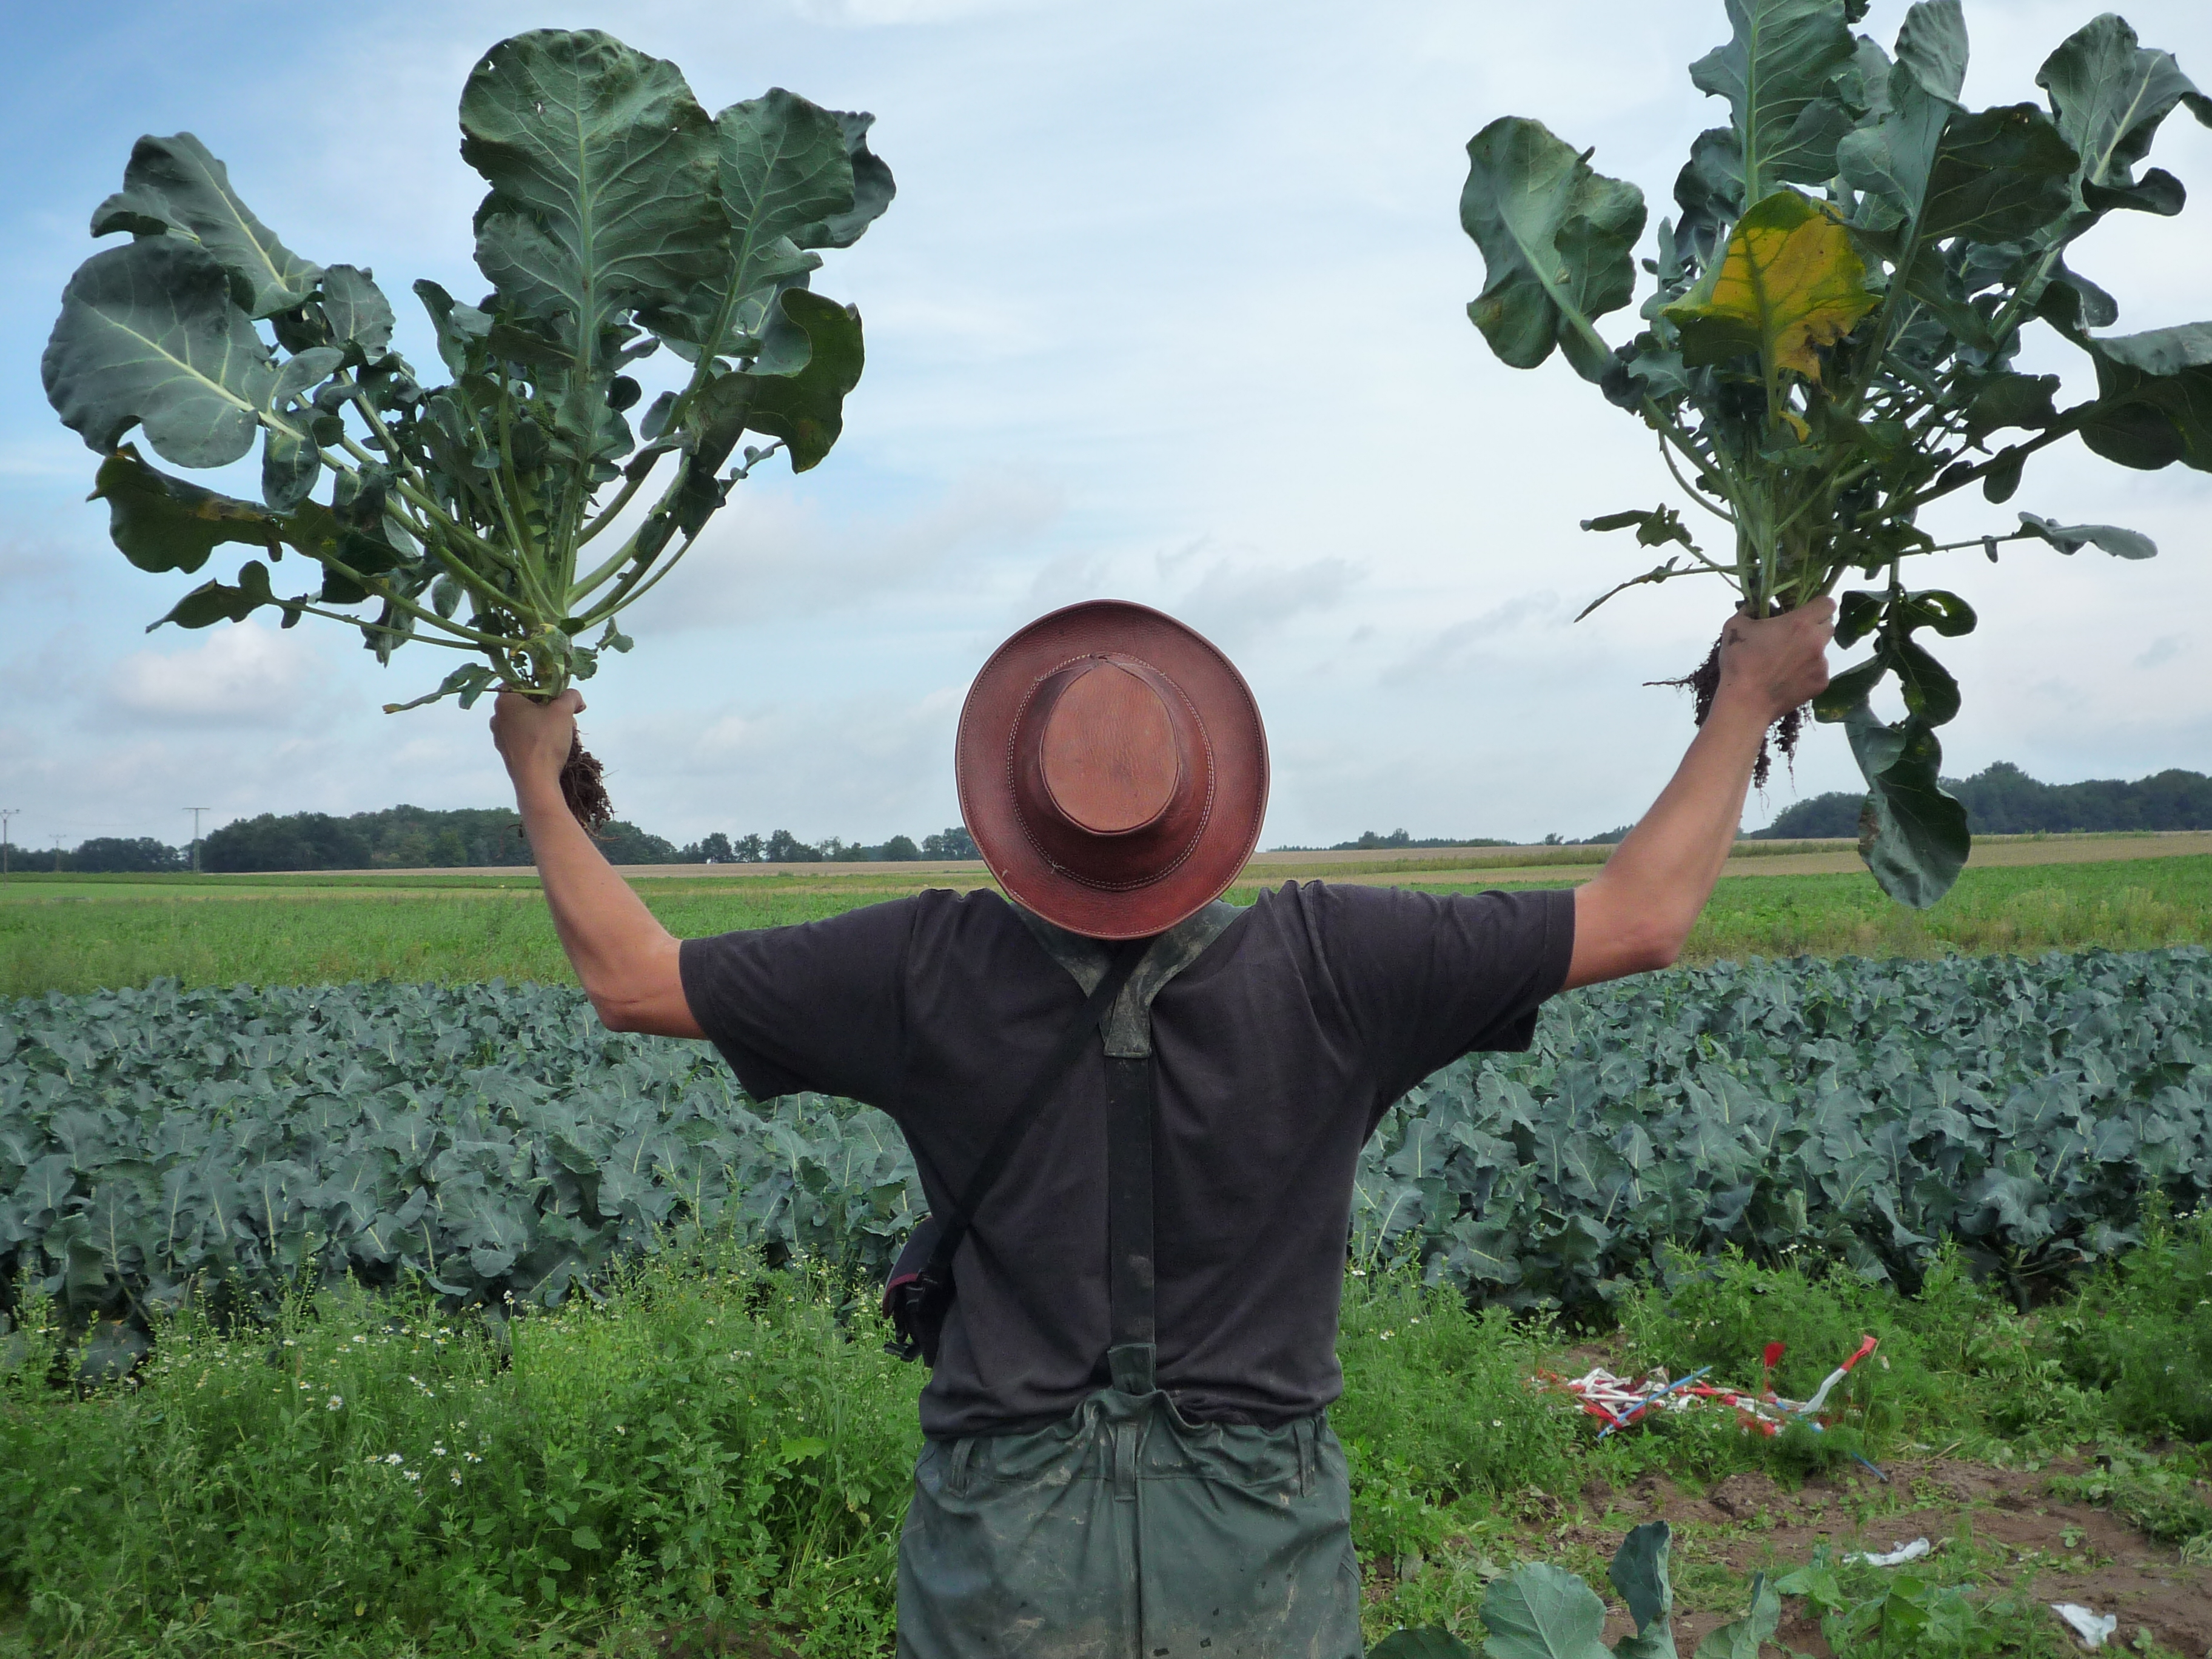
[6,946,2208,1338]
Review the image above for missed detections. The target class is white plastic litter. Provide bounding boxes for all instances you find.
[1845,1537,1931,1566]
[2049,1604,2118,1651]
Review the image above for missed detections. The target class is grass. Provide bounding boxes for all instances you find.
[7,1216,2208,1657]
[7,855,2212,998]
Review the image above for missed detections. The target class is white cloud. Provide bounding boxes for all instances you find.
[104,622,332,726]
[622,469,1065,634]
[1381,595,1563,686]
[1172,554,1361,648]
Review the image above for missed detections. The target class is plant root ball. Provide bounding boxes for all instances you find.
[560,732,615,834]
[1651,632,1803,791]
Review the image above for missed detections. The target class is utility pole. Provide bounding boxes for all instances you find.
[184,806,209,874]
[0,809,16,878]
[50,836,65,874]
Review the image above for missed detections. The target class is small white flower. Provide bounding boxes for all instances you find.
[403,1469,420,1483]
[1492,1420,1504,1429]
[614,1425,626,1436]
[385,1453,404,1466]
[283,1338,295,1347]
[449,1470,463,1486]
[431,1444,446,1457]
[327,1396,343,1412]
[351,1335,366,1344]
[464,1452,483,1464]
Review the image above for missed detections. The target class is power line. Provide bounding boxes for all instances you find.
[184,807,210,875]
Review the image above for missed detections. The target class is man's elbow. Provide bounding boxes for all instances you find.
[1633,928,1687,974]
[588,988,646,1032]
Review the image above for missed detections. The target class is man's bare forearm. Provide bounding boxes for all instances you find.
[514,778,679,1010]
[491,690,703,1037]
[1564,604,1834,990]
[1566,691,1768,982]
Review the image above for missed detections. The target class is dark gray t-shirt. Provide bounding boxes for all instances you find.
[679,880,1574,1438]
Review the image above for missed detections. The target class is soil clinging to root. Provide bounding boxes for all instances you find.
[560,732,615,834]
[1652,631,1804,791]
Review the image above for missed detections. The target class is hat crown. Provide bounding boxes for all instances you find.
[1038,662,1182,836]
[957,600,1268,939]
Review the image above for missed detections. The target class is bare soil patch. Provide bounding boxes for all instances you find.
[1545,1457,2212,1657]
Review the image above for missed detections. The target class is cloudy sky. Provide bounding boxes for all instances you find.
[4,0,2207,855]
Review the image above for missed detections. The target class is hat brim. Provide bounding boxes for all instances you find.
[956,600,1269,939]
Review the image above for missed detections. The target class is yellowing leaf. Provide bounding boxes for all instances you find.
[1663,190,1877,384]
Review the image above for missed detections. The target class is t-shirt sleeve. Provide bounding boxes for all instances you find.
[1306,883,1576,1101]
[677,896,917,1107]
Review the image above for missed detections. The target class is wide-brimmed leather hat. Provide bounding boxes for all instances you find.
[956,600,1269,939]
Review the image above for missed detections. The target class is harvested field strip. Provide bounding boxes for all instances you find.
[7,856,2212,997]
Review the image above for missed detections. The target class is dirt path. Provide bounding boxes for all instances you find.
[1550,1458,2212,1656]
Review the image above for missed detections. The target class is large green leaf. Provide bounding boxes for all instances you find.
[90,132,320,318]
[1846,701,1970,909]
[1918,104,2076,244]
[1688,0,1858,203]
[320,265,395,359]
[2077,322,2212,472]
[461,31,723,341]
[737,288,866,473]
[88,447,279,574]
[1479,1562,1613,1659]
[1370,1631,1474,1659]
[2037,14,2212,204]
[1461,118,1646,382]
[44,238,277,468]
[1690,1577,1780,1659]
[719,88,856,298]
[1837,62,1954,215]
[1664,190,1876,383]
[1608,1523,1679,1659]
[803,110,897,250]
[638,86,865,366]
[1892,0,1967,102]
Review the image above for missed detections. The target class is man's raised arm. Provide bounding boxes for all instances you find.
[490,690,705,1038]
[1564,602,1835,990]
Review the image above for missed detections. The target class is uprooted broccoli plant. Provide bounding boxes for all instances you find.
[1460,0,2210,905]
[42,29,891,826]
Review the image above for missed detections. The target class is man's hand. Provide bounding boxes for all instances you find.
[490,689,583,800]
[1563,601,1835,991]
[1715,599,1835,725]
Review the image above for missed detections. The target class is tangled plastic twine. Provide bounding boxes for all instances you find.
[1546,1335,1885,1475]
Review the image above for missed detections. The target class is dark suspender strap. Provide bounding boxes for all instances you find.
[921,939,1147,1288]
[1103,1053,1156,1394]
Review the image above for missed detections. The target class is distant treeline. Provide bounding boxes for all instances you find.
[28,762,2207,874]
[1749,763,2212,840]
[25,808,980,874]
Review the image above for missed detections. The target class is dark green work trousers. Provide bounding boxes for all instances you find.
[896,1355,1362,1659]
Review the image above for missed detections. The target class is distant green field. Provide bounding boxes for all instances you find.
[6,854,2212,998]
[1415,853,2212,966]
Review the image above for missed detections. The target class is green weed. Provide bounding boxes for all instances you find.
[2051,1202,2212,1440]
[0,1245,917,1657]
